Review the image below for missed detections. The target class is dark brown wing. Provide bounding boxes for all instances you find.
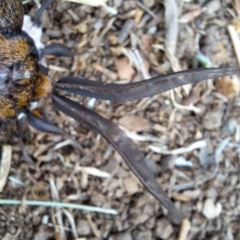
[55,66,240,102]
[52,93,183,224]
[0,0,23,34]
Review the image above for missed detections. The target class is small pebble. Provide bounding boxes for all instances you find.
[202,198,222,219]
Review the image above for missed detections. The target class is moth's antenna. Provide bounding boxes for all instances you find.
[26,110,84,153]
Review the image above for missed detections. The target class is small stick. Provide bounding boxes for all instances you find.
[177,218,191,240]
[228,24,240,66]
[0,145,12,192]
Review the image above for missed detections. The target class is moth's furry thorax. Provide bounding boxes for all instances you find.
[0,0,51,122]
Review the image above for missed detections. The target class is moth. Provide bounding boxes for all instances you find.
[0,0,239,224]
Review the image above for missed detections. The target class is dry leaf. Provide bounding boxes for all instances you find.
[93,63,118,80]
[215,75,240,97]
[172,193,191,202]
[179,8,204,23]
[155,219,173,239]
[141,34,154,54]
[123,175,139,194]
[115,57,136,81]
[119,114,149,132]
[214,42,228,63]
[181,189,201,199]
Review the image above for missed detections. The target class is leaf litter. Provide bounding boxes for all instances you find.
[1,0,240,239]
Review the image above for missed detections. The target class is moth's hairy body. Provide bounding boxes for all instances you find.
[0,0,50,122]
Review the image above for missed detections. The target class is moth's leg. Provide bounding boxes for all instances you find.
[32,0,54,24]
[16,118,34,165]
[41,43,73,57]
[26,109,84,153]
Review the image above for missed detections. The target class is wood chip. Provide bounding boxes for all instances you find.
[0,146,12,192]
[123,175,139,194]
[215,75,240,97]
[119,114,149,132]
[178,219,191,240]
[115,57,136,81]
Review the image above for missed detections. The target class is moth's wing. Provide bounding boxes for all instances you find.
[52,93,183,224]
[55,66,240,102]
[0,0,23,34]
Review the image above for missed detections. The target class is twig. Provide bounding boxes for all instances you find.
[0,199,118,214]
[0,146,12,192]
[177,219,191,240]
[136,1,158,20]
[149,139,208,155]
[228,24,240,66]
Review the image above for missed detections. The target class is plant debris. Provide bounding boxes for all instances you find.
[1,0,240,239]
